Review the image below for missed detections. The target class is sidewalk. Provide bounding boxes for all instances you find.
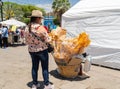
[0,46,120,89]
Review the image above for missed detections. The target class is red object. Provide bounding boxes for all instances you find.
[36,26,40,30]
[36,26,49,33]
[44,26,49,33]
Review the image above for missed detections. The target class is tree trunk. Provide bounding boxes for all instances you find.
[59,10,63,26]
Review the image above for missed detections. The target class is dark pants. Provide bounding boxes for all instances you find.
[29,49,49,85]
[0,35,2,48]
[2,37,8,48]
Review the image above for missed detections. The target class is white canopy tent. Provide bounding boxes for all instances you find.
[0,18,26,27]
[62,0,120,69]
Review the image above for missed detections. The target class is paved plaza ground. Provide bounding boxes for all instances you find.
[0,45,120,89]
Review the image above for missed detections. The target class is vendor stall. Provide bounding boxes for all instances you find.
[1,18,26,45]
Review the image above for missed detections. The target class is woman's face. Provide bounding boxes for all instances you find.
[36,17,42,24]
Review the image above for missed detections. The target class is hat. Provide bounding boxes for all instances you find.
[29,10,44,18]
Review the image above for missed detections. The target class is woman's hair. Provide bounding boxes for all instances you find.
[30,17,38,23]
[28,17,38,32]
[3,26,8,29]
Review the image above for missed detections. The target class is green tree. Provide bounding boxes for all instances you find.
[3,2,24,20]
[21,4,45,23]
[21,4,45,17]
[52,0,70,25]
[2,2,46,24]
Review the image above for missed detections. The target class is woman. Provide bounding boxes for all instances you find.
[25,10,54,89]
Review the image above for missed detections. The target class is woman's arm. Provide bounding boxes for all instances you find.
[37,26,51,43]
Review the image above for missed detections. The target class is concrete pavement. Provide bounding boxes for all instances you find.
[0,45,120,89]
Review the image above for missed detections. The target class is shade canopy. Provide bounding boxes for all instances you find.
[0,18,26,27]
[62,0,120,69]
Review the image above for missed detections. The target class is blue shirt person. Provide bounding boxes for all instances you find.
[1,25,8,48]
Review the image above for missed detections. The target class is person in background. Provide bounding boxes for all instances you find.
[15,27,21,43]
[1,24,8,49]
[0,24,2,48]
[20,27,25,44]
[8,26,13,45]
[25,10,54,89]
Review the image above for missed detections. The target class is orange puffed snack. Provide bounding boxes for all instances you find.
[49,27,91,63]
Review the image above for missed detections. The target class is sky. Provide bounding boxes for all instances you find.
[3,0,80,12]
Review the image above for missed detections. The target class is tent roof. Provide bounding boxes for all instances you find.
[62,0,120,19]
[0,18,26,27]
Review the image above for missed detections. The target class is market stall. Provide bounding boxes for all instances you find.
[0,18,26,45]
[62,0,120,69]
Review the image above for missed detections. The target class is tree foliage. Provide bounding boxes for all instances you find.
[2,2,46,24]
[52,0,70,25]
[3,2,23,20]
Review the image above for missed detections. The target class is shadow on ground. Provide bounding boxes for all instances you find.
[27,81,44,89]
[50,69,89,81]
[27,81,54,89]
[8,43,26,47]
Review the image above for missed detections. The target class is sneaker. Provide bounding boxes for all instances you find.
[31,83,40,89]
[31,84,37,89]
[44,84,54,89]
[36,83,40,87]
